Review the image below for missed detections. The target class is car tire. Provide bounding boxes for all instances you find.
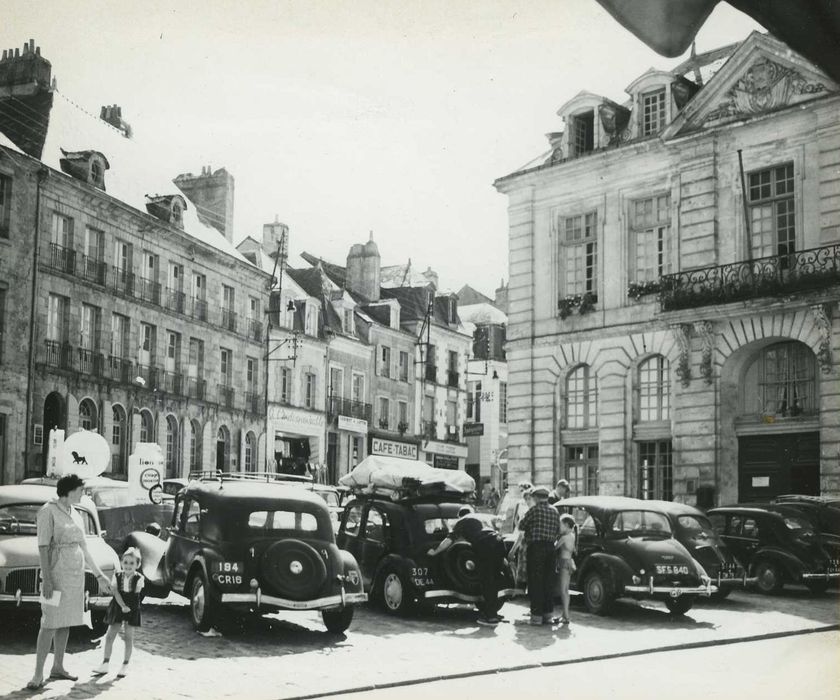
[262,539,328,600]
[442,542,482,594]
[582,569,615,615]
[806,580,829,595]
[754,560,784,595]
[664,594,696,615]
[378,567,412,615]
[321,606,354,634]
[189,570,217,632]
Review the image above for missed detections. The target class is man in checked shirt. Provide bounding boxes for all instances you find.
[516,486,561,625]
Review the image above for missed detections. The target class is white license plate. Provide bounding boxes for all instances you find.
[656,564,689,575]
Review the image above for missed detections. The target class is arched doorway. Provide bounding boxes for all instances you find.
[216,425,230,471]
[43,392,66,455]
[79,398,98,431]
[111,404,127,476]
[165,415,179,478]
[724,339,820,501]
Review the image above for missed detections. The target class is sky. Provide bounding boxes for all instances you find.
[4,1,760,296]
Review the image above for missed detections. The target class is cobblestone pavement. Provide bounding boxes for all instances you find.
[0,587,837,700]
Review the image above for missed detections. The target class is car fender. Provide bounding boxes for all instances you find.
[578,552,634,590]
[338,549,365,593]
[749,546,806,580]
[123,531,170,595]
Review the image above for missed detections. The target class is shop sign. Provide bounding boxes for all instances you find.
[127,442,164,504]
[58,430,109,479]
[424,440,468,459]
[273,407,325,431]
[433,454,460,470]
[371,437,418,461]
[338,416,368,434]
[463,422,484,437]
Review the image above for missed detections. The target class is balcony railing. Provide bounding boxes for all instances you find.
[659,244,840,312]
[136,277,161,305]
[328,396,372,422]
[186,377,206,400]
[105,356,133,383]
[248,318,263,342]
[47,243,76,275]
[166,289,186,314]
[44,340,73,370]
[218,383,235,409]
[221,308,237,333]
[422,421,437,440]
[162,371,183,394]
[424,364,437,383]
[77,348,104,376]
[192,297,208,322]
[447,370,459,388]
[136,364,162,390]
[244,391,263,414]
[79,254,107,285]
[111,267,135,296]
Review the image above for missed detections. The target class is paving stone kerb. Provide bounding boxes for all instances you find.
[0,588,837,700]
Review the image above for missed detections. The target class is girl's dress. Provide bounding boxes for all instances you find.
[557,531,577,574]
[37,500,86,629]
[104,572,144,626]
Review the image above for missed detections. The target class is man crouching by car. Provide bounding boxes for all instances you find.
[427,506,509,626]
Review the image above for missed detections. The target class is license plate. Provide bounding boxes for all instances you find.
[827,559,839,574]
[718,563,738,578]
[656,564,689,575]
[211,561,244,587]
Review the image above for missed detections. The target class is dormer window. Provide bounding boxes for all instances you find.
[571,111,595,156]
[145,194,187,229]
[448,296,458,324]
[344,308,354,334]
[641,89,667,135]
[171,199,184,228]
[59,149,109,190]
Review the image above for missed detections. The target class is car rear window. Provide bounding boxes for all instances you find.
[611,510,672,536]
[677,514,716,538]
[782,516,814,535]
[248,510,318,533]
[424,517,459,536]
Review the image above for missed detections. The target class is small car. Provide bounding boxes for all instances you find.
[708,504,840,595]
[771,495,840,541]
[556,496,715,616]
[0,484,120,625]
[336,495,521,614]
[125,474,366,633]
[644,500,754,598]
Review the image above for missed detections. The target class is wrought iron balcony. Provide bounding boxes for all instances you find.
[245,391,263,414]
[447,370,459,388]
[166,288,186,314]
[248,318,263,342]
[186,377,206,400]
[221,308,237,333]
[424,363,437,383]
[192,297,208,322]
[105,356,133,383]
[136,364,163,390]
[162,371,183,394]
[43,340,73,370]
[77,348,104,376]
[111,267,135,296]
[136,277,161,305]
[47,243,76,275]
[79,254,107,285]
[422,420,437,440]
[217,383,235,409]
[328,396,372,422]
[659,244,840,312]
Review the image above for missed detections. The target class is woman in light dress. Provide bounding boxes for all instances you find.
[27,474,112,690]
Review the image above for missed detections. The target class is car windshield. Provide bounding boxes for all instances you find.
[611,510,672,537]
[677,514,716,539]
[424,517,459,536]
[0,503,40,535]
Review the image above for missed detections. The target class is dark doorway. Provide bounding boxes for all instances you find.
[43,392,65,470]
[738,432,820,501]
[275,437,310,476]
[216,426,230,472]
[327,432,338,484]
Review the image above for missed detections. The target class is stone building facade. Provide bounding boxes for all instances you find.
[0,42,270,483]
[494,33,840,504]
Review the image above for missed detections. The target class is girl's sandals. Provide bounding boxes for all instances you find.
[25,678,45,691]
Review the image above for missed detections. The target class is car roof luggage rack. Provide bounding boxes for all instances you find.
[188,470,315,485]
[347,478,472,504]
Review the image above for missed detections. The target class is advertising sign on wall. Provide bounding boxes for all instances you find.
[127,443,165,504]
[370,437,418,461]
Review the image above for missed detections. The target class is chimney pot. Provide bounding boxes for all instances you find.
[14,48,20,58]
[29,39,35,53]
[35,46,41,56]
[2,51,6,60]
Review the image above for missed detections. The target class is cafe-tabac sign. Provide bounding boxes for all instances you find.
[370,437,418,461]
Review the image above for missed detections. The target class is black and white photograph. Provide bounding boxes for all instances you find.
[0,1,838,698]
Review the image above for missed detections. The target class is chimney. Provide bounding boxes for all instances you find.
[262,215,289,258]
[494,278,508,314]
[0,40,53,158]
[345,232,381,302]
[174,166,235,241]
[99,104,132,138]
[421,266,439,291]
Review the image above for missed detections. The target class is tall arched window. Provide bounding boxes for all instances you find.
[244,431,257,473]
[165,415,179,478]
[189,420,202,473]
[79,398,98,431]
[566,364,597,429]
[744,341,817,417]
[216,425,230,471]
[111,405,127,475]
[139,410,154,443]
[638,355,670,422]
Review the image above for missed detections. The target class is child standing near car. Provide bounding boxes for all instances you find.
[556,514,578,624]
[93,547,144,677]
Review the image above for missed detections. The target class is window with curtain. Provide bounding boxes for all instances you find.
[638,440,673,501]
[748,163,795,259]
[745,341,816,417]
[638,355,670,422]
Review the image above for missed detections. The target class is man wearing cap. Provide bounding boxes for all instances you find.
[517,486,561,625]
[427,506,508,626]
[548,479,571,505]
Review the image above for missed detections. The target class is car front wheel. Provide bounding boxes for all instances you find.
[754,560,784,595]
[379,568,412,615]
[322,606,354,634]
[664,594,696,615]
[189,570,217,632]
[582,570,615,615]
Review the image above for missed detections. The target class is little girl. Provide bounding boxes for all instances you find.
[93,547,144,677]
[556,514,578,624]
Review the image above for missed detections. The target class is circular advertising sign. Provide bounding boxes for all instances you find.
[59,430,110,479]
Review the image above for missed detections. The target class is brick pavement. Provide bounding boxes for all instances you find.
[0,588,837,700]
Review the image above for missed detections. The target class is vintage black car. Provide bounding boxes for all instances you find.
[125,473,367,633]
[708,504,840,595]
[645,500,753,598]
[556,496,715,616]
[772,495,840,541]
[336,495,521,614]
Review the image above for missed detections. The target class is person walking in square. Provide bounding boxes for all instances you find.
[516,486,561,625]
